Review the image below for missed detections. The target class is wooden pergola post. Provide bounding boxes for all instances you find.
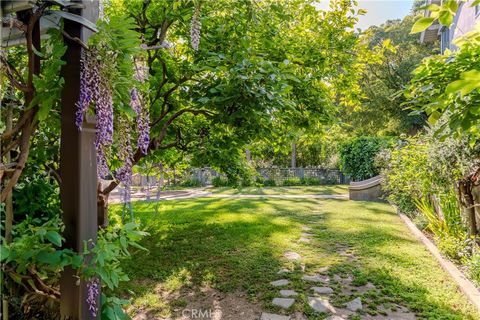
[59,1,99,319]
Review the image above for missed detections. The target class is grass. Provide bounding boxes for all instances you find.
[113,187,478,319]
[205,184,348,195]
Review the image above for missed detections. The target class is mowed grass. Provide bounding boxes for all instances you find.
[205,184,348,195]
[113,189,478,319]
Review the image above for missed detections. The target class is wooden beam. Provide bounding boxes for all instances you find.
[59,1,99,319]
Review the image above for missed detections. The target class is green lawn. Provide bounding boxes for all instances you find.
[113,190,478,319]
[205,185,348,195]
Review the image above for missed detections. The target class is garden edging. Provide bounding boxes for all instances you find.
[396,210,480,312]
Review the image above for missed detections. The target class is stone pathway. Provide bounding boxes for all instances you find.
[259,219,418,320]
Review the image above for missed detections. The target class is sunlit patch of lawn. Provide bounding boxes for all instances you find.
[205,184,349,195]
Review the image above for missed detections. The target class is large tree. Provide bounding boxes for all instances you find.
[340,13,436,136]
[96,0,362,220]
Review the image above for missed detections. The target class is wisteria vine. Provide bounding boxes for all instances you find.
[76,50,150,210]
[190,4,202,51]
[86,278,100,318]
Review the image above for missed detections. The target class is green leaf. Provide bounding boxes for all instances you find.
[48,11,98,32]
[37,250,62,265]
[426,4,441,11]
[71,255,84,268]
[428,110,441,124]
[46,230,62,247]
[438,10,453,26]
[445,0,459,13]
[0,245,10,261]
[411,17,435,34]
[102,306,116,320]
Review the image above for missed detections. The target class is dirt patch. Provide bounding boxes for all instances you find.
[132,287,262,320]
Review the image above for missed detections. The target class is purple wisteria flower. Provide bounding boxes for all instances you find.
[97,148,109,178]
[76,49,113,177]
[86,278,100,318]
[75,50,91,129]
[115,115,134,205]
[130,88,150,155]
[95,84,114,149]
[190,5,201,51]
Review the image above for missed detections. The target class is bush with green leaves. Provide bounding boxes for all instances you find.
[282,178,302,186]
[12,174,61,222]
[180,179,202,188]
[1,213,147,319]
[464,250,480,286]
[381,137,433,215]
[259,179,277,187]
[339,136,394,181]
[212,176,229,187]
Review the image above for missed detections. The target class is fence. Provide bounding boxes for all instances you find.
[130,167,349,187]
[257,168,349,185]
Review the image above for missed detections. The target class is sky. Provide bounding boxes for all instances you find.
[316,0,415,30]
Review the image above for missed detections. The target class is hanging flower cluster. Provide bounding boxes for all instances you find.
[115,115,133,204]
[130,88,150,155]
[86,278,100,318]
[76,49,114,178]
[76,50,100,129]
[190,4,202,51]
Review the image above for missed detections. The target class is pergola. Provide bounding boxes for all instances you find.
[1,1,99,318]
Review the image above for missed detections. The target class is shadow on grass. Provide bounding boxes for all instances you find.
[116,197,477,319]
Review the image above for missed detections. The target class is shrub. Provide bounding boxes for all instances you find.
[282,178,302,186]
[300,177,322,185]
[438,234,469,261]
[212,176,229,187]
[381,138,432,215]
[339,136,394,181]
[12,174,61,222]
[464,251,480,286]
[263,179,276,187]
[180,178,202,187]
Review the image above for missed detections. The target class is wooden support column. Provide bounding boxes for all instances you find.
[59,2,99,319]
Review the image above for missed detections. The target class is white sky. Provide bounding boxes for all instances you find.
[316,0,415,30]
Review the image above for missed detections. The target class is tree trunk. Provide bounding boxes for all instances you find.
[97,181,109,228]
[291,143,296,168]
[459,178,478,237]
[246,148,251,161]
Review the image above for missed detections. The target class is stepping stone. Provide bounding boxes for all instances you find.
[326,316,345,320]
[271,279,289,286]
[301,232,313,237]
[307,297,336,313]
[280,289,298,297]
[260,313,290,320]
[311,286,334,295]
[299,237,311,243]
[301,226,312,231]
[284,251,301,260]
[272,297,295,309]
[365,282,376,290]
[333,274,352,283]
[302,274,329,283]
[277,268,291,274]
[318,266,329,273]
[346,297,362,311]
